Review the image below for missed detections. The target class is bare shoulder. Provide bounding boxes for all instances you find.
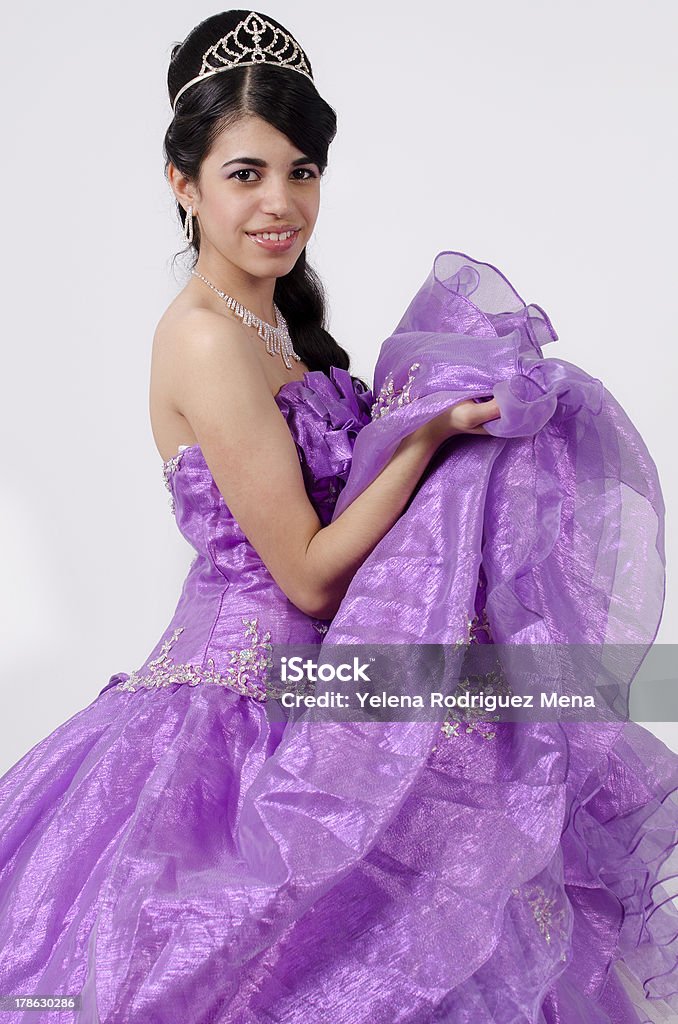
[148,297,324,618]
[150,298,271,460]
[151,301,264,408]
[153,302,244,373]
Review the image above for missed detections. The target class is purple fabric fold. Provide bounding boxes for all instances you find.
[224,251,677,1020]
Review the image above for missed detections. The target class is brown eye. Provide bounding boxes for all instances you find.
[230,169,259,182]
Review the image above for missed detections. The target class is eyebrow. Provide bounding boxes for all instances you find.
[221,155,316,169]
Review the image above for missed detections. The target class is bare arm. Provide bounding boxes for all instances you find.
[169,311,500,618]
[304,428,455,617]
[304,398,500,617]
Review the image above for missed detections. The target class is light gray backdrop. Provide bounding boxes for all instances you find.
[1,0,676,772]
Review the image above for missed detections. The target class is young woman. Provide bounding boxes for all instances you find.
[0,10,676,1024]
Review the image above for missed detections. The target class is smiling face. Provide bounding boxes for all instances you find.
[171,114,321,286]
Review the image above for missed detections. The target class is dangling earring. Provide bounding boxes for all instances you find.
[182,204,194,244]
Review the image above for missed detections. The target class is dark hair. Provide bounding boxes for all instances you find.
[164,10,361,382]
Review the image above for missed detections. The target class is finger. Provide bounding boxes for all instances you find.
[466,423,499,435]
[471,402,501,425]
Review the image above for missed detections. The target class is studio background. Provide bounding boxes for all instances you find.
[1,0,676,773]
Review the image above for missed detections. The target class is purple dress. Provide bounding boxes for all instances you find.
[0,251,676,1024]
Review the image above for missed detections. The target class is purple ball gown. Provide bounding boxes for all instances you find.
[0,251,676,1024]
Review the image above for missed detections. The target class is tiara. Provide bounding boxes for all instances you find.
[172,12,313,112]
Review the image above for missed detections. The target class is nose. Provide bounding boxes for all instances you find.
[259,174,296,217]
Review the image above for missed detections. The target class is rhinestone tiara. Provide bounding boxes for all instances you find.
[172,11,313,112]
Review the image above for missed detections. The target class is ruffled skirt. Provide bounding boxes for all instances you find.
[0,675,676,1023]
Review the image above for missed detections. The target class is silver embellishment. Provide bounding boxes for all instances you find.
[191,270,301,370]
[431,609,510,750]
[511,884,569,960]
[115,617,274,701]
[162,449,188,516]
[173,12,314,112]
[370,362,421,419]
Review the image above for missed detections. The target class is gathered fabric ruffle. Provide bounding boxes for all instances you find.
[274,365,374,525]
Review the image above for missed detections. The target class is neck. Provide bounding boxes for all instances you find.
[192,254,277,324]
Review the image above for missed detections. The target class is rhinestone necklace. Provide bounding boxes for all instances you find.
[191,270,302,370]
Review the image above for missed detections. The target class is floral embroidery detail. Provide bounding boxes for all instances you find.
[162,450,187,516]
[370,362,421,419]
[511,884,569,960]
[431,608,511,750]
[312,621,330,635]
[115,617,274,701]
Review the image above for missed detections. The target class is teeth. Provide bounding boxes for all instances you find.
[250,230,296,241]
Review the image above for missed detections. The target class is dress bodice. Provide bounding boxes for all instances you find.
[162,365,374,535]
[103,367,374,701]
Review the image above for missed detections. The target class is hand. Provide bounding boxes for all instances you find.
[414,396,501,447]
